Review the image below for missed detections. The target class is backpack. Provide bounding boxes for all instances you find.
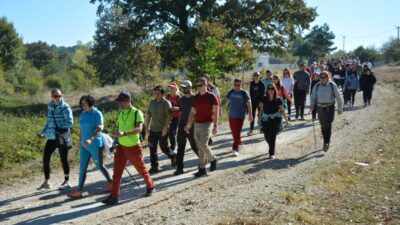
[315,82,335,102]
[227,89,249,114]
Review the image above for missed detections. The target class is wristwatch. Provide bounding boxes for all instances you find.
[123,132,127,136]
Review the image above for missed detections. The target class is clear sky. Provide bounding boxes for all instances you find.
[0,0,399,51]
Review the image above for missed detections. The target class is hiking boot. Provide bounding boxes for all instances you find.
[101,196,118,205]
[148,167,160,174]
[170,153,177,167]
[37,182,52,190]
[323,143,330,152]
[67,190,83,199]
[194,168,207,177]
[58,181,71,190]
[173,168,184,176]
[247,130,253,136]
[145,187,155,197]
[210,159,218,172]
[104,183,113,192]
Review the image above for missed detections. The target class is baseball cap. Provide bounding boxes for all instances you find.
[180,80,192,88]
[168,82,178,89]
[116,91,131,102]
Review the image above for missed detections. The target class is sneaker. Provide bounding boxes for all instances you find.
[267,155,275,160]
[247,130,253,136]
[37,182,52,190]
[59,181,71,190]
[101,196,118,205]
[232,150,239,157]
[194,168,207,177]
[210,159,217,172]
[173,168,184,176]
[299,117,305,121]
[145,187,155,197]
[170,153,177,167]
[323,143,330,152]
[67,190,83,199]
[104,183,113,192]
[148,167,160,174]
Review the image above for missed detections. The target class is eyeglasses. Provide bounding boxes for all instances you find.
[267,88,275,90]
[234,83,241,87]
[80,103,89,108]
[320,77,328,79]
[52,95,62,98]
[195,83,204,88]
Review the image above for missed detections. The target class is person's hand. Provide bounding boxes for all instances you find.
[285,120,290,126]
[212,126,217,136]
[184,126,190,134]
[162,127,168,137]
[115,131,123,138]
[248,115,253,123]
[309,108,314,114]
[84,138,92,147]
[37,133,45,139]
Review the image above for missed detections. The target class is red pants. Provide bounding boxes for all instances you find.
[111,144,155,198]
[229,117,245,151]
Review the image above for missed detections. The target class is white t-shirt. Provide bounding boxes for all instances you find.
[282,77,294,95]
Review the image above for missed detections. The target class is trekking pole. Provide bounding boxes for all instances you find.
[124,167,141,188]
[311,118,318,152]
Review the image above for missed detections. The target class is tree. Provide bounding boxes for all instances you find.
[351,46,382,63]
[382,38,400,63]
[71,41,97,83]
[25,41,54,69]
[90,0,316,68]
[292,23,336,63]
[0,17,24,71]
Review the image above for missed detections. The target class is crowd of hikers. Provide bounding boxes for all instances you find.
[36,57,377,205]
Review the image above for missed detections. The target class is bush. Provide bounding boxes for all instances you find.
[45,76,63,89]
[23,73,44,95]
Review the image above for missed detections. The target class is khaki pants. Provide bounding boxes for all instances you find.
[194,123,215,169]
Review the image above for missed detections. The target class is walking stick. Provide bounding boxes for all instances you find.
[124,167,141,189]
[311,118,318,152]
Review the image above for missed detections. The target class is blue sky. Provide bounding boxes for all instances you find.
[0,0,399,51]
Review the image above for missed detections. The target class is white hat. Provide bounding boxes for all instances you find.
[180,80,192,87]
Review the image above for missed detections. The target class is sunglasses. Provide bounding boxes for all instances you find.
[80,103,89,108]
[320,76,328,79]
[195,83,204,88]
[267,88,275,90]
[234,83,241,87]
[52,95,62,98]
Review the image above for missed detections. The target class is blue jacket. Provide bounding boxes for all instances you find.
[42,99,73,140]
[344,76,359,90]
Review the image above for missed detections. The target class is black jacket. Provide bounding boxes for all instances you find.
[359,73,377,90]
[249,81,265,103]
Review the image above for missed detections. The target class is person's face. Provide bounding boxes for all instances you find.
[118,99,131,109]
[300,65,305,71]
[182,86,191,94]
[52,91,62,104]
[283,70,289,77]
[154,90,163,100]
[267,86,275,96]
[233,82,241,90]
[366,71,371,75]
[266,71,272,78]
[169,86,177,93]
[253,74,260,81]
[320,75,329,84]
[272,77,278,84]
[80,100,90,111]
[195,82,206,92]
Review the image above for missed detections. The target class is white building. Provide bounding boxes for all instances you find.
[254,52,270,71]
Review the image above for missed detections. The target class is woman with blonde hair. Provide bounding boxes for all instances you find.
[281,68,294,120]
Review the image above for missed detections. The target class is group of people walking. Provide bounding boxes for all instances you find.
[37,58,376,205]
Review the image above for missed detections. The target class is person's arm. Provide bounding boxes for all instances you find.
[282,86,292,103]
[84,112,104,147]
[279,105,289,125]
[64,105,74,128]
[306,73,311,94]
[257,102,264,125]
[184,107,196,134]
[332,83,343,114]
[309,85,317,111]
[246,101,253,122]
[145,110,152,133]
[162,102,172,136]
[212,104,219,135]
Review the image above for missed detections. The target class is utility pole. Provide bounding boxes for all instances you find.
[341,35,346,52]
[397,26,400,45]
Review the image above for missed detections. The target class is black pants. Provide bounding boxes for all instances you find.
[149,131,174,168]
[317,105,335,145]
[261,118,281,156]
[250,100,261,130]
[344,89,357,106]
[168,117,179,150]
[294,89,307,118]
[43,139,70,180]
[176,126,198,169]
[287,94,292,118]
[363,88,373,105]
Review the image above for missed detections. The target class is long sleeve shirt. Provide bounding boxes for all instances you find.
[281,77,294,96]
[310,81,343,112]
[249,81,265,103]
[42,99,73,140]
[293,71,311,92]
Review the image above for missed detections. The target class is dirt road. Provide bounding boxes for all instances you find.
[0,70,396,225]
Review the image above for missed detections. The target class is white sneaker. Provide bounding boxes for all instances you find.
[268,155,275,160]
[59,181,71,190]
[232,150,239,157]
[247,131,253,136]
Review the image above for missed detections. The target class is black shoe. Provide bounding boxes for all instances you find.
[148,167,160,174]
[208,138,213,145]
[173,168,184,175]
[145,187,155,197]
[101,196,118,205]
[323,143,330,152]
[210,159,217,172]
[194,168,207,177]
[170,153,177,167]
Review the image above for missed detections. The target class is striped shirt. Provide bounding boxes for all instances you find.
[42,99,73,140]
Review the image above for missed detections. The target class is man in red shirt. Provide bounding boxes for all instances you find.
[166,82,180,151]
[184,77,218,177]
